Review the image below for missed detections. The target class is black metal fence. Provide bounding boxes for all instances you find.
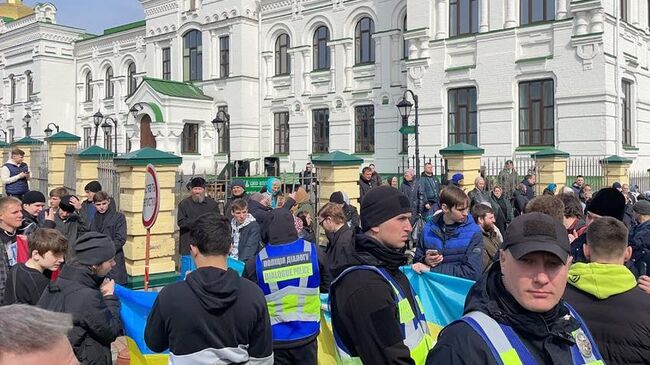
[98,156,120,210]
[630,169,650,193]
[566,156,607,191]
[30,144,48,195]
[63,146,79,196]
[397,154,447,182]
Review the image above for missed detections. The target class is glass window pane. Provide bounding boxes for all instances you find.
[459,108,467,133]
[543,80,553,106]
[450,4,457,36]
[470,112,477,133]
[532,0,543,22]
[449,90,457,109]
[458,89,467,105]
[533,131,541,144]
[521,0,529,25]
[449,114,456,133]
[469,88,477,111]
[521,131,529,144]
[531,81,541,100]
[546,0,555,20]
[471,0,478,33]
[544,107,553,128]
[532,102,541,129]
[520,84,529,105]
[544,130,553,145]
[520,110,529,130]
[460,0,470,34]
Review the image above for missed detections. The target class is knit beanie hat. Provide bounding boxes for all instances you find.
[361,186,412,232]
[451,173,464,184]
[588,187,625,221]
[84,181,102,193]
[59,195,76,213]
[231,179,245,190]
[329,191,345,205]
[21,191,46,205]
[189,177,206,189]
[74,232,115,266]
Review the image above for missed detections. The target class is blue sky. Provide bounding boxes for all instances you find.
[24,0,145,34]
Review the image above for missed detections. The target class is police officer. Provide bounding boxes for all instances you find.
[329,186,434,364]
[243,208,330,365]
[427,212,603,364]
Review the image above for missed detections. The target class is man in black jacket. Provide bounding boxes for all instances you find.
[564,217,650,364]
[146,213,273,364]
[21,191,47,230]
[428,212,603,364]
[318,202,355,277]
[91,191,127,285]
[330,186,433,364]
[38,232,122,365]
[223,178,249,220]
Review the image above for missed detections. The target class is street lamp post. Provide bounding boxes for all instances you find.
[92,110,103,145]
[93,111,119,153]
[396,90,420,176]
[129,103,145,120]
[103,116,118,153]
[23,113,31,138]
[211,110,231,201]
[44,123,60,138]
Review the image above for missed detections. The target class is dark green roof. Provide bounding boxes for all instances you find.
[1,16,14,23]
[77,145,114,160]
[601,155,634,164]
[103,20,146,35]
[114,147,181,166]
[0,141,10,148]
[45,131,80,142]
[11,137,43,146]
[439,143,484,156]
[142,78,213,101]
[312,151,363,166]
[531,148,569,158]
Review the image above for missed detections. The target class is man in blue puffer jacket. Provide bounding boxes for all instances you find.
[412,185,483,280]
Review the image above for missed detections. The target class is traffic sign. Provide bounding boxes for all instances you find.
[399,125,417,134]
[142,164,160,229]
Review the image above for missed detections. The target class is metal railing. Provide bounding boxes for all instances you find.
[30,144,48,195]
[566,156,607,191]
[398,154,447,183]
[630,169,650,193]
[97,157,120,210]
[63,146,79,196]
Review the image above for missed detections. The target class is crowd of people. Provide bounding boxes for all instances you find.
[2,153,650,365]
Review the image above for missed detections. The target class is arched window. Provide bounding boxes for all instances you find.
[183,30,203,81]
[355,17,375,64]
[25,71,33,99]
[105,67,114,99]
[84,71,93,102]
[127,62,137,95]
[275,33,291,75]
[403,15,408,59]
[9,75,16,104]
[313,26,330,70]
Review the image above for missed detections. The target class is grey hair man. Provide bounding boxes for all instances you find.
[0,304,78,365]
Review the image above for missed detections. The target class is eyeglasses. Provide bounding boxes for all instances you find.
[318,217,328,226]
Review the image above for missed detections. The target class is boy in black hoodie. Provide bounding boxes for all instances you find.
[329,186,434,364]
[145,213,273,364]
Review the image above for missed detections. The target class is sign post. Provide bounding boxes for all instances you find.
[142,164,160,290]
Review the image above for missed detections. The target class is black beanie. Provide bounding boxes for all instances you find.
[21,191,46,205]
[329,191,345,204]
[262,209,298,245]
[361,186,412,232]
[588,187,625,221]
[59,195,76,213]
[74,232,115,266]
[84,181,102,193]
[189,177,206,189]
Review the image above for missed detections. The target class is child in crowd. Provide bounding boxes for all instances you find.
[230,199,261,262]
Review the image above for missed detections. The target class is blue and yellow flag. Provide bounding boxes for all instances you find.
[116,261,473,364]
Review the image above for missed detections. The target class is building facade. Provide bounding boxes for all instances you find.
[0,0,648,174]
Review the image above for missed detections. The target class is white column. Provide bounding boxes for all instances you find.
[479,0,489,32]
[631,0,640,26]
[211,32,218,78]
[329,44,336,92]
[505,0,517,28]
[175,36,184,80]
[556,0,567,20]
[303,50,312,95]
[263,54,273,98]
[390,34,400,86]
[436,0,447,39]
[373,35,382,88]
[289,52,296,95]
[344,43,353,91]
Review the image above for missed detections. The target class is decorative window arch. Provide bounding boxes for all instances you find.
[127,62,137,95]
[275,33,291,75]
[84,71,93,102]
[183,29,203,81]
[355,17,375,64]
[105,67,114,99]
[313,26,330,70]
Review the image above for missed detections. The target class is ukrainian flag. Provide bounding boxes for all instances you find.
[116,261,473,364]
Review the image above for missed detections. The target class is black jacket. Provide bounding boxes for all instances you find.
[247,197,295,240]
[91,207,127,285]
[233,217,262,263]
[343,204,360,229]
[177,196,220,255]
[325,223,355,277]
[512,189,529,217]
[630,220,650,273]
[522,179,536,199]
[358,177,373,202]
[399,179,421,218]
[330,234,418,365]
[38,263,122,365]
[428,262,582,365]
[4,263,49,305]
[145,266,273,363]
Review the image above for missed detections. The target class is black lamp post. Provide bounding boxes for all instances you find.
[102,116,118,153]
[44,123,60,138]
[129,103,145,120]
[93,111,119,152]
[211,109,231,197]
[92,110,103,145]
[396,90,420,176]
[23,113,31,137]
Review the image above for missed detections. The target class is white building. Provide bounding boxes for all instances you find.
[0,0,648,174]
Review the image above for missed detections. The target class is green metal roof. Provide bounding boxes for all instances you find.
[439,143,484,156]
[142,77,213,101]
[147,102,164,122]
[0,141,10,148]
[103,20,146,35]
[77,145,114,160]
[601,155,634,164]
[11,136,43,145]
[45,131,81,142]
[114,147,181,167]
[1,16,14,23]
[531,147,569,158]
[312,151,363,166]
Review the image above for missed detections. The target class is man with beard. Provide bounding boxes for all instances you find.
[38,232,122,365]
[471,204,502,271]
[91,191,127,285]
[177,177,220,277]
[427,213,603,364]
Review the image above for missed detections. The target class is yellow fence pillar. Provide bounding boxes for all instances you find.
[75,146,114,196]
[531,148,569,196]
[114,147,182,289]
[312,151,364,210]
[45,131,80,192]
[440,143,485,192]
[601,155,634,187]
